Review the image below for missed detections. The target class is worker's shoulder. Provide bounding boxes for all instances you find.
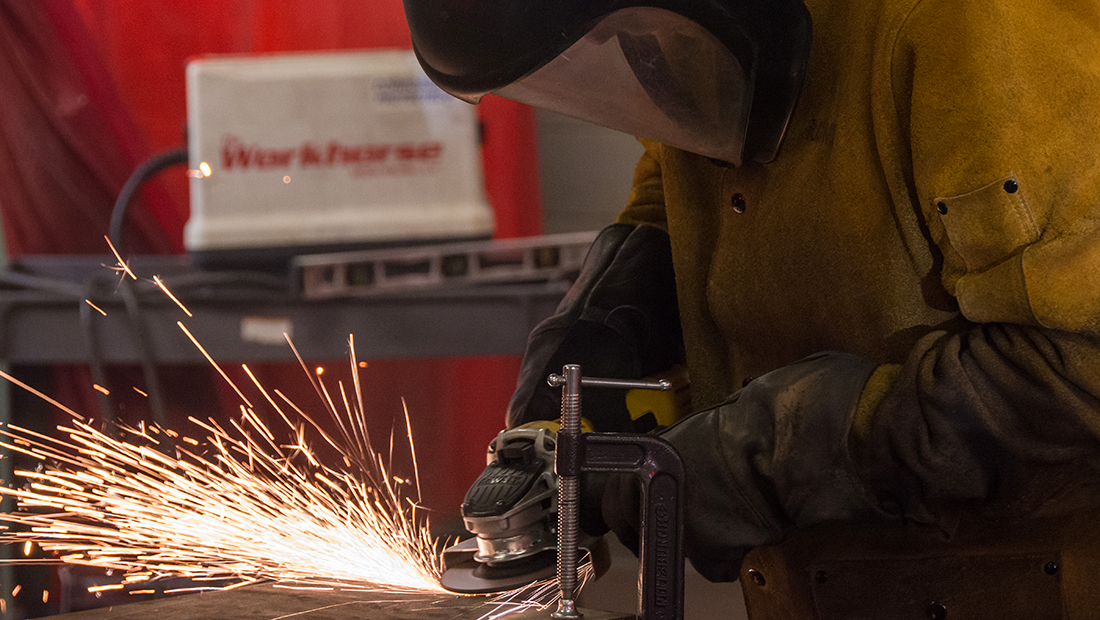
[886,0,1100,39]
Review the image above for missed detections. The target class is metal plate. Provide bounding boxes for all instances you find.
[43,583,631,620]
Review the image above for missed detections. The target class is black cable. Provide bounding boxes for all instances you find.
[101,146,188,436]
[0,271,86,297]
[118,277,169,433]
[79,276,114,428]
[107,146,188,256]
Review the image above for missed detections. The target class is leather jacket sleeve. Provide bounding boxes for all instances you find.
[851,0,1100,529]
[603,352,887,582]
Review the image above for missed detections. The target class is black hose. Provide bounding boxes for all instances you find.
[101,146,188,437]
[107,146,188,256]
[79,276,114,428]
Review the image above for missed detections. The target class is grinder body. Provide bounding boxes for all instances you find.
[440,427,561,594]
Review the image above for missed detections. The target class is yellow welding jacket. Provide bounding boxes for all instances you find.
[403,0,812,166]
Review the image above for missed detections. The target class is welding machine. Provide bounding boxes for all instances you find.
[184,50,494,270]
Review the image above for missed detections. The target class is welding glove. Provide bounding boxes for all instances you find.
[601,351,891,582]
[506,223,684,433]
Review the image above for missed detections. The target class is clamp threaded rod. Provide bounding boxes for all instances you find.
[552,364,583,619]
[547,368,672,619]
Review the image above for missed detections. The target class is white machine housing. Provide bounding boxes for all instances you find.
[185,50,494,268]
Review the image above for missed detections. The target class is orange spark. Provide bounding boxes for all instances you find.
[85,300,107,316]
[103,236,137,280]
[133,387,148,397]
[0,368,84,421]
[152,275,193,317]
[93,384,110,396]
[176,321,253,408]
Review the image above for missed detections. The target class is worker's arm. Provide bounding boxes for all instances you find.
[852,0,1100,530]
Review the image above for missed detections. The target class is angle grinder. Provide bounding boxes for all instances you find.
[440,368,685,620]
[439,425,609,594]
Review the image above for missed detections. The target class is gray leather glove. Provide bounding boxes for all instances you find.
[603,351,891,581]
[506,223,684,432]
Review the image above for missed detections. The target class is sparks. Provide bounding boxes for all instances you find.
[0,250,593,615]
[0,364,446,593]
[0,329,444,595]
[103,235,137,281]
[152,275,193,317]
[0,368,84,421]
[175,321,253,408]
[85,299,108,316]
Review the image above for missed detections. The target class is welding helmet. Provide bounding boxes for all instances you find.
[403,0,811,166]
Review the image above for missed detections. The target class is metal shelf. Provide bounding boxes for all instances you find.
[0,255,568,364]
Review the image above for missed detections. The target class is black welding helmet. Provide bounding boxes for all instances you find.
[403,0,811,165]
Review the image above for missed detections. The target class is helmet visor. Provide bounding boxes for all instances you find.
[490,8,752,165]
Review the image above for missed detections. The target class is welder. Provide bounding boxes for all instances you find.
[404,0,1100,615]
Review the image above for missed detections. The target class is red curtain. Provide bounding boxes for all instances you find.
[69,0,543,240]
[0,1,179,255]
[0,0,543,519]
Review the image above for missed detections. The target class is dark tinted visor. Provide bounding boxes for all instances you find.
[464,8,753,164]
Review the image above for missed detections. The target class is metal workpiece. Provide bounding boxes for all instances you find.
[550,365,684,620]
[43,582,634,620]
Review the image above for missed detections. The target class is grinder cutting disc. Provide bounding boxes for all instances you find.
[439,538,557,594]
[439,537,610,594]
